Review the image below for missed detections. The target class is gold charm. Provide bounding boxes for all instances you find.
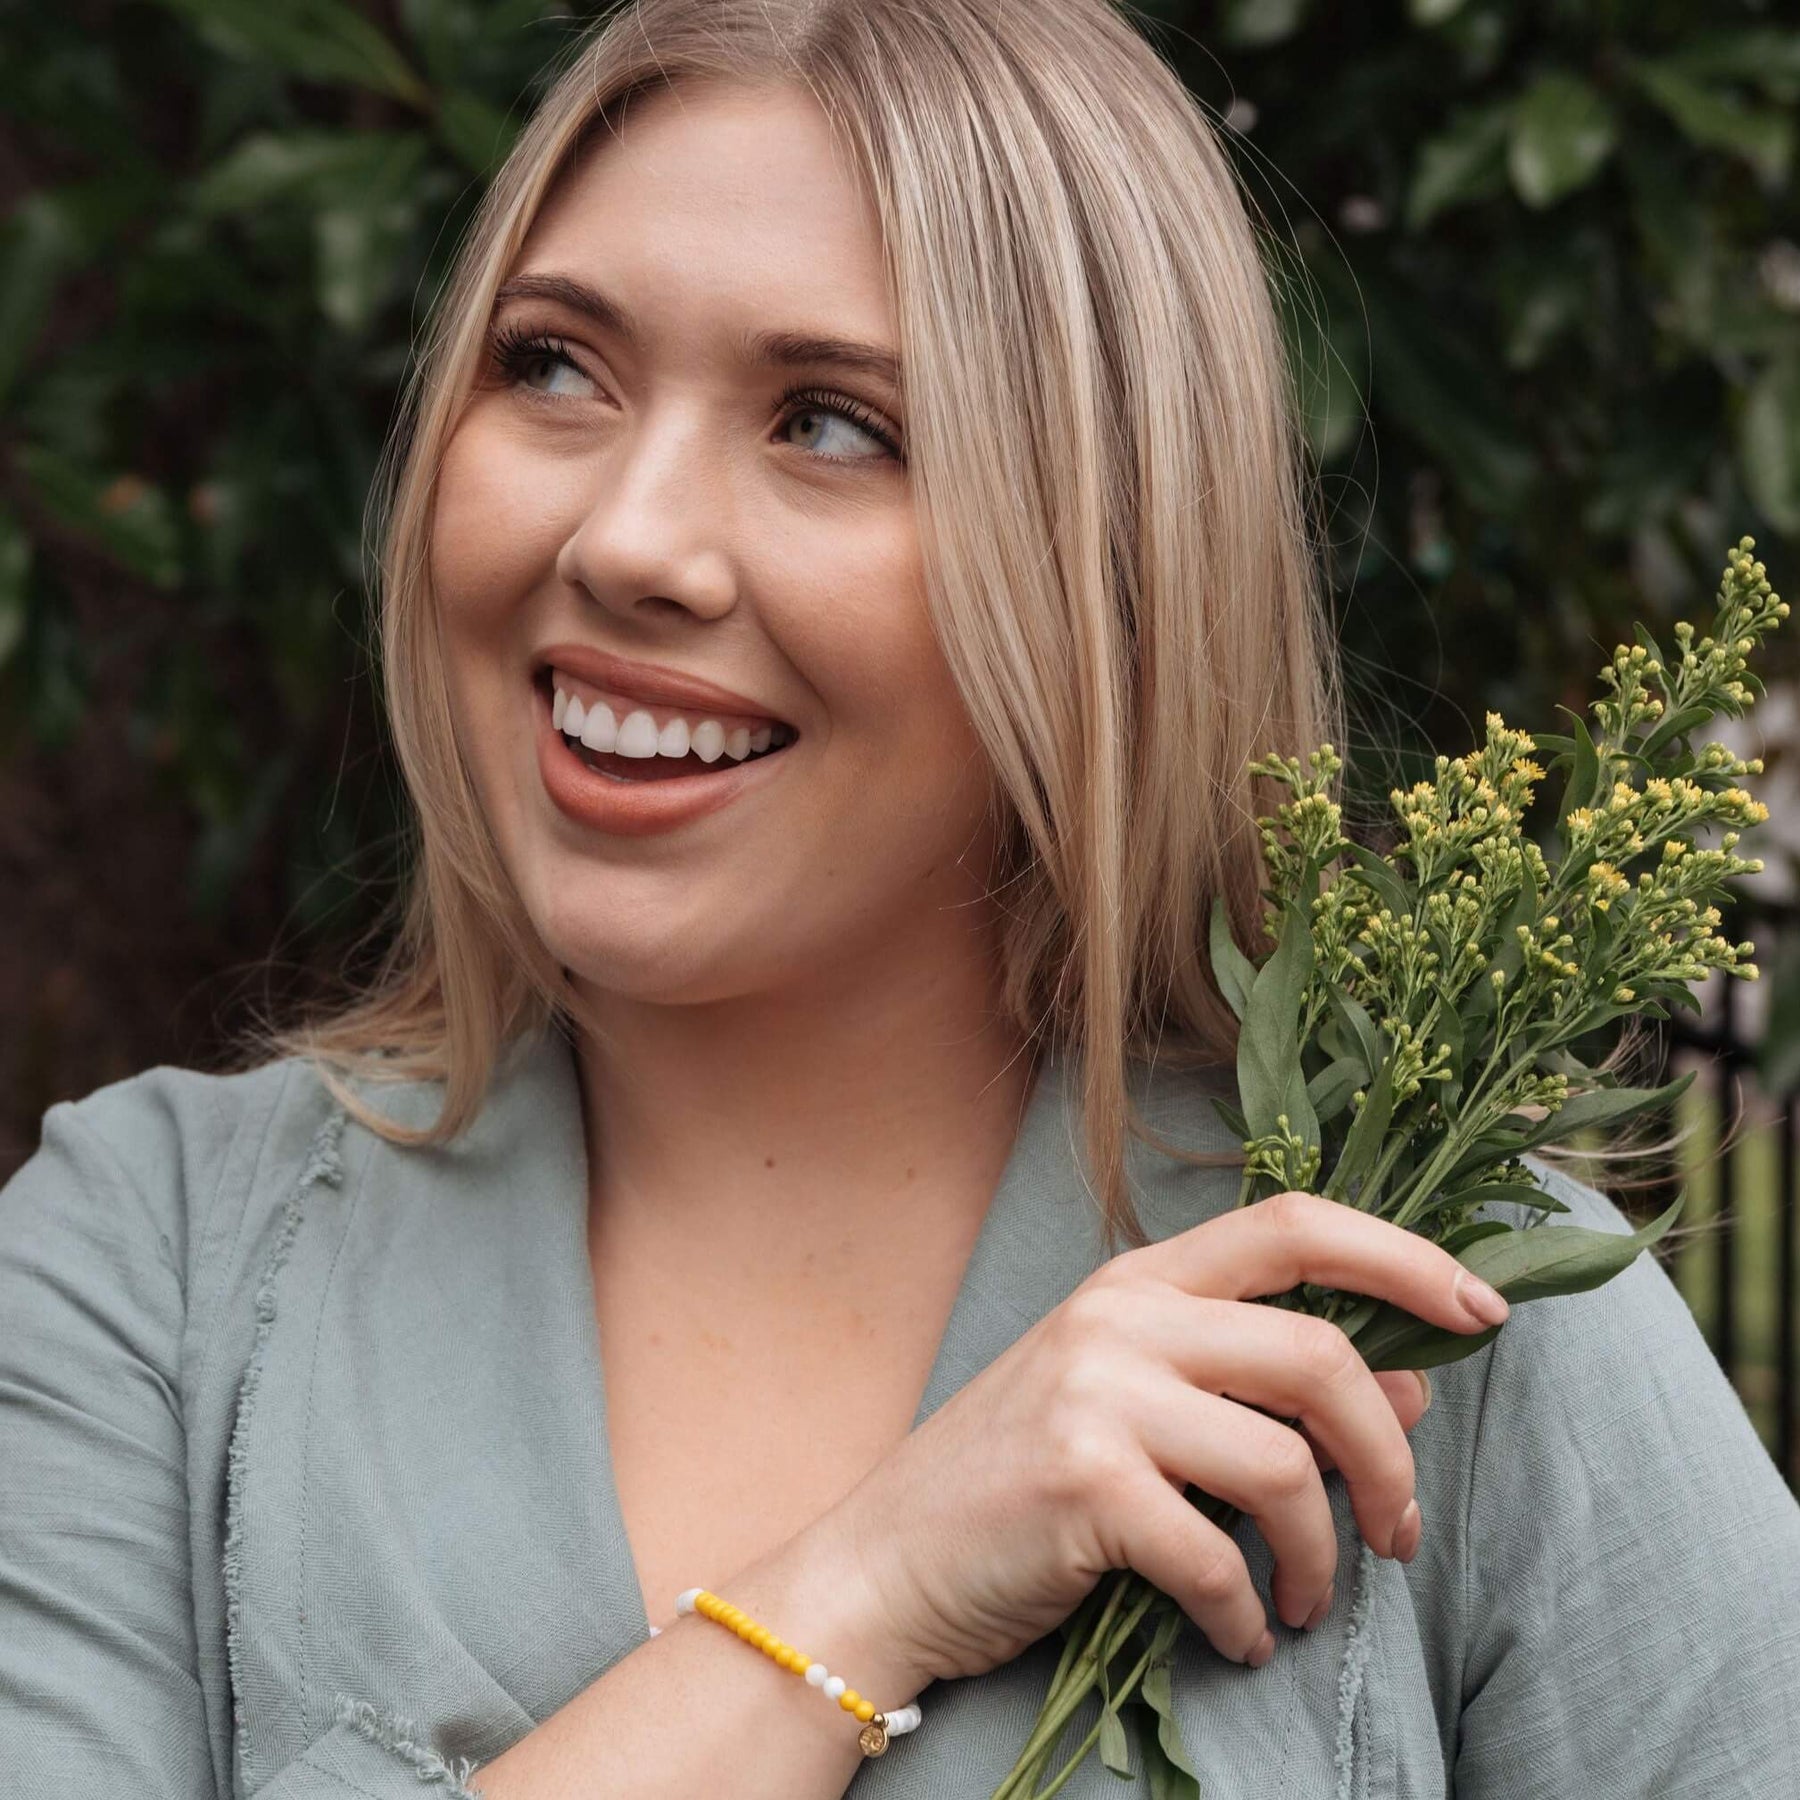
[859,1715,890,1757]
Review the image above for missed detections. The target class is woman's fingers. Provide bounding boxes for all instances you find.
[1096,1284,1425,1580]
[1111,1464,1277,1665]
[1144,1189,1511,1335]
[1307,1370,1432,1475]
[1134,1375,1339,1632]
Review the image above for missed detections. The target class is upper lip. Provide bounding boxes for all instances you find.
[532,643,793,728]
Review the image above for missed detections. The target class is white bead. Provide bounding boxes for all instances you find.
[804,1662,828,1686]
[823,1676,846,1700]
[676,1588,703,1615]
[887,1703,922,1734]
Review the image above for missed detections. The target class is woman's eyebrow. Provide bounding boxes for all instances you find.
[492,271,903,393]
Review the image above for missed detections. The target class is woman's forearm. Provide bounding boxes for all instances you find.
[470,1513,927,1799]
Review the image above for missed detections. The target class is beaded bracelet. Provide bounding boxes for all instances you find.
[674,1586,924,1756]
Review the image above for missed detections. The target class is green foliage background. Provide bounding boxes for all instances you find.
[2,0,1797,1136]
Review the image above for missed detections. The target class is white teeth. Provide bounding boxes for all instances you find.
[615,709,660,758]
[580,700,618,753]
[551,678,793,764]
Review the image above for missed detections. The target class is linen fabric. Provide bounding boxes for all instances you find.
[2,1024,1797,1796]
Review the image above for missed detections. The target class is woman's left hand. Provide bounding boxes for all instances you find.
[1307,1369,1431,1472]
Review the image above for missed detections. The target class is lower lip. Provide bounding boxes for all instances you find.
[534,676,794,837]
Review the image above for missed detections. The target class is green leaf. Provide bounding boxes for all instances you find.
[1353,267,1538,514]
[1660,29,1800,104]
[1345,841,1414,919]
[14,444,183,588]
[1515,1072,1695,1151]
[1463,1190,1686,1300]
[1272,256,1368,464]
[0,192,85,409]
[1438,1216,1515,1257]
[1627,56,1795,189]
[1413,1179,1571,1222]
[1352,1192,1687,1371]
[148,0,431,108]
[1210,895,1258,1022]
[1307,1054,1367,1125]
[1210,1097,1251,1142]
[1407,102,1513,231]
[1508,72,1618,208]
[1140,1655,1202,1788]
[1437,1002,1467,1090]
[190,128,426,213]
[1410,0,1469,21]
[1564,713,1601,818]
[1328,990,1384,1075]
[1237,902,1317,1146]
[0,509,31,673]
[1739,355,1800,535]
[1222,0,1311,49]
[435,88,518,175]
[1098,1704,1133,1776]
[1323,1056,1396,1204]
[1638,703,1716,760]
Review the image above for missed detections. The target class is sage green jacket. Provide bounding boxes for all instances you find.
[3,1025,1797,1797]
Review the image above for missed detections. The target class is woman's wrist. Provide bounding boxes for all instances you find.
[719,1508,934,1721]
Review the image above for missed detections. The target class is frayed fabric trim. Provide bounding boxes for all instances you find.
[222,1105,346,1797]
[1333,1539,1381,1800]
[333,1695,486,1797]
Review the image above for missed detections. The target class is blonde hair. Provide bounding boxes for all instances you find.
[232,0,1341,1253]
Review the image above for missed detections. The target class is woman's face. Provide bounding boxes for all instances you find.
[431,79,1003,1009]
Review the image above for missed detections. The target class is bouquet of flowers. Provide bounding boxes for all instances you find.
[991,538,1787,1800]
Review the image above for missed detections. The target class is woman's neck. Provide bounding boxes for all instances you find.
[569,926,1039,1260]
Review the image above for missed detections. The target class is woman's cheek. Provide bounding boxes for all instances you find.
[430,415,572,623]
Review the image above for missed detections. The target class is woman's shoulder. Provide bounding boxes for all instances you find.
[0,1052,365,1360]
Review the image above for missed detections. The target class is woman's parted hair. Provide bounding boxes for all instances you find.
[236,0,1342,1253]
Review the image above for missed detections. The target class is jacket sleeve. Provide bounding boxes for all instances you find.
[1454,1156,1800,1797]
[0,1080,485,1800]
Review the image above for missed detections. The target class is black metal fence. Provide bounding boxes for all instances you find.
[1645,897,1799,1491]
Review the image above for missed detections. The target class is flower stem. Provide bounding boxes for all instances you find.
[988,1575,1135,1798]
[988,1575,1160,1800]
[1028,1625,1164,1800]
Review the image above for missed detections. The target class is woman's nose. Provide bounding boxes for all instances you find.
[552,404,740,624]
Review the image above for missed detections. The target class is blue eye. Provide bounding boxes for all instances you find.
[488,326,595,400]
[484,320,906,468]
[775,387,905,465]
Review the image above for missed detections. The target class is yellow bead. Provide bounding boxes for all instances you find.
[854,1700,876,1723]
[785,1648,806,1672]
[749,1627,769,1649]
[839,1688,862,1712]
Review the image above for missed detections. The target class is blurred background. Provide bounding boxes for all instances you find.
[2,0,1797,1475]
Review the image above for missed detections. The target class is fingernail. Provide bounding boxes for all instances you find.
[1455,1270,1510,1327]
[1390,1498,1422,1562]
[1247,1630,1275,1668]
[1303,1584,1335,1631]
[1414,1369,1433,1410]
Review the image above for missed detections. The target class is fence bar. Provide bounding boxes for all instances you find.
[1781,1093,1796,1486]
[1715,973,1739,1385]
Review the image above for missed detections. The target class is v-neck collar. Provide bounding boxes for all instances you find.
[508,1021,1242,1678]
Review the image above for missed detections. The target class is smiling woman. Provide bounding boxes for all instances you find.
[5,2,1798,1799]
